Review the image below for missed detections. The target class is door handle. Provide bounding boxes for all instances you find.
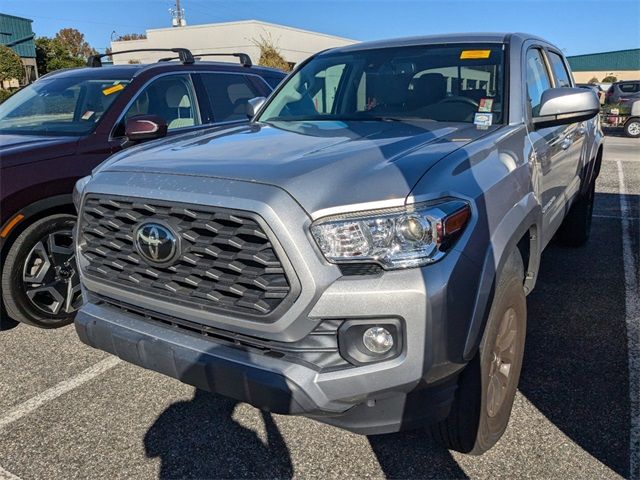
[577,124,586,135]
[561,138,572,150]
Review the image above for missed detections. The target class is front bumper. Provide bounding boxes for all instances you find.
[76,300,459,434]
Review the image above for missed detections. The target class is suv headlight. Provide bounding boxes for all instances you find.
[310,199,471,269]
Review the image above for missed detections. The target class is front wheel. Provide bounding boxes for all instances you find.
[624,118,640,138]
[1,214,81,328]
[430,250,526,455]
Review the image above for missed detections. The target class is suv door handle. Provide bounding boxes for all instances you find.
[577,124,587,136]
[561,138,572,150]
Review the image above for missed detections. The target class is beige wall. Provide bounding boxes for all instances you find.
[573,70,640,83]
[110,20,357,66]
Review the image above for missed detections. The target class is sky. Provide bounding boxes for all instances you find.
[2,0,639,56]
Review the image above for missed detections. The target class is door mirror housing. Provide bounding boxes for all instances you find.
[246,96,266,119]
[125,115,168,142]
[533,87,600,129]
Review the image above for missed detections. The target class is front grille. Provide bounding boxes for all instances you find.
[79,195,298,320]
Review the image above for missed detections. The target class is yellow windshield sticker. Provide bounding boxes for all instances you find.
[102,84,125,96]
[460,50,491,60]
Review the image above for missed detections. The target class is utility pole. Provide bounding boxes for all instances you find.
[170,0,186,27]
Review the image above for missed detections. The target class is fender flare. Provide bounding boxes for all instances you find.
[462,193,542,361]
[0,194,73,254]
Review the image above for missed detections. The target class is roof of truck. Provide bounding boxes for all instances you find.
[329,32,546,53]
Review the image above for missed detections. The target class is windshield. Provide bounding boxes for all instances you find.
[0,76,131,136]
[259,43,505,124]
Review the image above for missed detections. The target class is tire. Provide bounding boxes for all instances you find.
[555,179,596,247]
[1,214,81,328]
[624,118,640,138]
[430,250,526,455]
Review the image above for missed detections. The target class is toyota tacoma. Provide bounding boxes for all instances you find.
[73,33,603,454]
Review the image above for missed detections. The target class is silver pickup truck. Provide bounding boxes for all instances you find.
[73,33,603,454]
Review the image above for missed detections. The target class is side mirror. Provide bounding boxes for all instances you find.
[246,96,266,119]
[533,87,600,129]
[125,115,168,142]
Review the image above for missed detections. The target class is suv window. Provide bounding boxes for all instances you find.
[525,48,552,117]
[201,73,261,122]
[547,51,572,88]
[120,74,200,133]
[619,82,640,93]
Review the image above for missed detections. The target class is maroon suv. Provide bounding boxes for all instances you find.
[0,49,285,329]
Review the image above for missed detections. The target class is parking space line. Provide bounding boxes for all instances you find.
[616,159,640,479]
[0,357,121,431]
[0,465,22,480]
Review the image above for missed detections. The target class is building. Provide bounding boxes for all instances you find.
[110,19,357,67]
[0,13,38,85]
[567,48,640,83]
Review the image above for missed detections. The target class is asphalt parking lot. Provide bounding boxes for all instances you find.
[0,134,638,480]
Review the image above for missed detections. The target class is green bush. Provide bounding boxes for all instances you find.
[0,45,24,84]
[0,88,15,103]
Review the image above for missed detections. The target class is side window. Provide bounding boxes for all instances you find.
[619,83,640,93]
[547,51,572,88]
[118,74,200,135]
[525,48,552,117]
[312,64,346,113]
[263,75,285,90]
[201,73,261,123]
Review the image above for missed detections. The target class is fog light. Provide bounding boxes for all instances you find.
[362,327,394,354]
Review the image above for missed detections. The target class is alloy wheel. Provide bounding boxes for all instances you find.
[487,306,518,417]
[21,229,81,315]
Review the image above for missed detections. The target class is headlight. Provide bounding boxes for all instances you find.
[310,199,470,269]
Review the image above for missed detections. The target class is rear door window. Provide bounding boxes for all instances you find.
[547,51,572,88]
[200,73,262,123]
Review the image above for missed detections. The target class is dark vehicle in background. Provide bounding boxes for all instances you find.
[605,80,640,105]
[0,48,285,329]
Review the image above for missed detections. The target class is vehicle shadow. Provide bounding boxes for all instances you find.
[368,431,468,479]
[518,192,633,477]
[143,390,294,479]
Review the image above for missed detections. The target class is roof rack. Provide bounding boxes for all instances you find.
[158,52,252,67]
[87,48,195,67]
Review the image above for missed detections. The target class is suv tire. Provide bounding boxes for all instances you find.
[430,249,526,454]
[1,214,80,328]
[555,179,596,247]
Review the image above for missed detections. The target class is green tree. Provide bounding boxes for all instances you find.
[602,75,617,83]
[55,28,97,58]
[588,76,599,84]
[251,33,292,72]
[0,45,24,84]
[35,37,84,75]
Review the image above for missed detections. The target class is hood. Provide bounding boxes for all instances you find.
[99,120,498,215]
[0,134,78,168]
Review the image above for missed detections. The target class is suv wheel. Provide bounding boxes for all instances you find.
[431,250,526,454]
[555,179,596,247]
[1,214,81,328]
[624,118,640,138]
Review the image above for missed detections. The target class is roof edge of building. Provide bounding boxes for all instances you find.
[143,19,357,43]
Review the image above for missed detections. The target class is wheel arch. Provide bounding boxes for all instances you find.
[462,194,541,361]
[1,194,75,260]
